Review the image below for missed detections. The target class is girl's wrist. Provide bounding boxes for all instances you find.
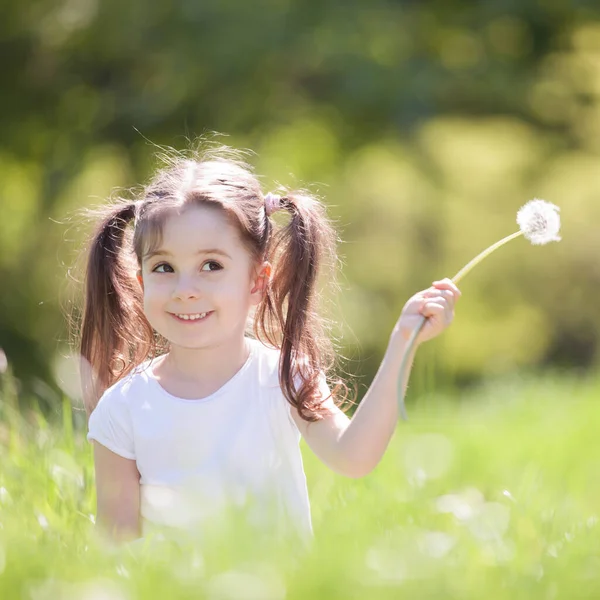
[386,329,418,366]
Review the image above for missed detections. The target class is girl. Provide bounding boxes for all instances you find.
[81,145,460,542]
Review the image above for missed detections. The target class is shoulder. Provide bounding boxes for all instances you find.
[87,364,155,459]
[247,337,331,394]
[92,360,155,415]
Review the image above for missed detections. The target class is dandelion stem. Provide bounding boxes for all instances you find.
[452,230,522,283]
[398,324,422,421]
[397,229,523,421]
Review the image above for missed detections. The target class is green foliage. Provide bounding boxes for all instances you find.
[1,1,600,394]
[2,375,600,597]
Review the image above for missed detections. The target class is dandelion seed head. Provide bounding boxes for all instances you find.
[517,199,561,245]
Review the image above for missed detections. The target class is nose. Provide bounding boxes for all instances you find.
[172,273,201,301]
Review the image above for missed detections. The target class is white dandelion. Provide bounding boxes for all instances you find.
[516,199,561,245]
[397,199,561,420]
[452,198,561,283]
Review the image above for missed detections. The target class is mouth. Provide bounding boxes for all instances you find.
[170,311,213,323]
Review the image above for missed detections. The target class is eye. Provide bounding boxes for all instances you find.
[152,263,174,273]
[201,261,222,272]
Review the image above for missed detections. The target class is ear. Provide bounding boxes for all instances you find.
[249,261,271,304]
[136,269,144,291]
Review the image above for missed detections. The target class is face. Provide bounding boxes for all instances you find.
[138,205,267,350]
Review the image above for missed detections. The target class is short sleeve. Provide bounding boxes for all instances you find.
[87,390,136,460]
[292,371,337,413]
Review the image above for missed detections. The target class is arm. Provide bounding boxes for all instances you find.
[292,278,460,478]
[93,442,142,542]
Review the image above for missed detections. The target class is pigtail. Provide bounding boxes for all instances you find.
[74,143,347,421]
[257,192,339,421]
[80,201,152,416]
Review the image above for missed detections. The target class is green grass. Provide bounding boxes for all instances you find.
[1,373,600,599]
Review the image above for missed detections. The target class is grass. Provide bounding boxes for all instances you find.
[1,372,600,599]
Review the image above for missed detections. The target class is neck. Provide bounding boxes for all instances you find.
[155,336,251,399]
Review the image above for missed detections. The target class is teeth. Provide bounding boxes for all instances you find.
[175,312,207,321]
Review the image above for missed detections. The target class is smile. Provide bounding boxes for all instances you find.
[171,311,212,322]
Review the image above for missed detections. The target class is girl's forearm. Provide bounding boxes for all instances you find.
[335,333,416,477]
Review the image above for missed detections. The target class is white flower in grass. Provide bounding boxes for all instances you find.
[517,199,561,245]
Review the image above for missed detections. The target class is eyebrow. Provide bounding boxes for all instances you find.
[143,248,232,260]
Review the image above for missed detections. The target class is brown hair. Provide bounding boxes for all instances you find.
[79,144,345,420]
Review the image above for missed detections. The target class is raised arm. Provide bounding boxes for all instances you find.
[292,279,460,478]
[93,442,141,542]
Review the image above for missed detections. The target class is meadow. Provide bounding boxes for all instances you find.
[1,372,599,599]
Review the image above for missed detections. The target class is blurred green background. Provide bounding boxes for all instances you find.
[3,3,600,597]
[1,0,599,404]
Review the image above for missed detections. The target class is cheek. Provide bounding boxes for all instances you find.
[214,269,252,294]
[225,276,255,303]
[141,281,168,309]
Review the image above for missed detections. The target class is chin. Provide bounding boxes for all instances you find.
[169,336,214,350]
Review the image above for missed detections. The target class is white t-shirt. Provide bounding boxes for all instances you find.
[87,338,319,537]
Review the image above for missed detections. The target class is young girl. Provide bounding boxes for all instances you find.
[81,145,460,542]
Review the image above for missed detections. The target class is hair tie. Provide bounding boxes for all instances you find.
[264,192,282,216]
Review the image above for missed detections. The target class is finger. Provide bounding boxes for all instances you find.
[404,297,426,315]
[421,295,446,308]
[420,302,445,318]
[432,278,461,297]
[424,296,454,324]
[423,289,454,304]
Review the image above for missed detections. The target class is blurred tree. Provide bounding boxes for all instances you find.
[0,0,599,404]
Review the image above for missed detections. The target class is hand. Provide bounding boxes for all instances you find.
[393,278,461,345]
